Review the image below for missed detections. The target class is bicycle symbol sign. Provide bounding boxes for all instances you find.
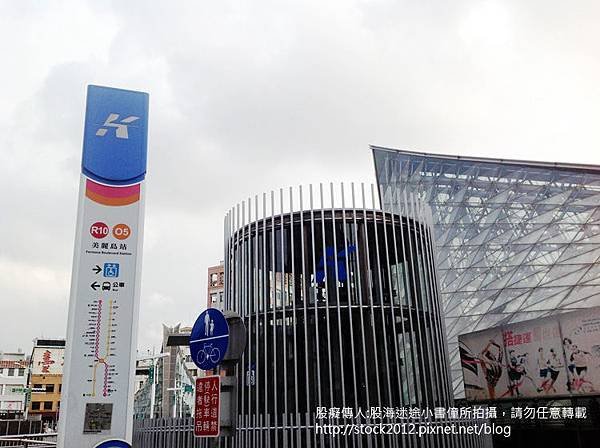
[190,309,229,370]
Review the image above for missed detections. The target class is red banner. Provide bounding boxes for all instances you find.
[194,376,220,437]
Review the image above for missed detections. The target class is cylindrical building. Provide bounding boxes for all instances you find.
[224,184,461,446]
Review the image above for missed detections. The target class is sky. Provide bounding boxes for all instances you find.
[1,0,599,354]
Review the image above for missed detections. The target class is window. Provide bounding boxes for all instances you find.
[59,384,62,393]
[210,273,219,286]
[31,402,41,410]
[7,368,14,376]
[45,384,54,393]
[43,401,53,410]
[210,292,218,303]
[18,368,25,377]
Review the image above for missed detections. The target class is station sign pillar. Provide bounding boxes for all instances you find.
[57,85,149,448]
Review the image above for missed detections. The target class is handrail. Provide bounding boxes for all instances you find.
[0,433,57,447]
[0,433,57,439]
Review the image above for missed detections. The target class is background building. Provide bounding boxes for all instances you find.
[133,355,155,419]
[223,184,471,446]
[133,324,195,419]
[27,339,65,426]
[0,351,28,419]
[373,146,600,397]
[158,324,195,418]
[207,262,225,310]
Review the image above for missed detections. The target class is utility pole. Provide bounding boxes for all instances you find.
[136,352,169,419]
[166,385,181,418]
[23,362,32,421]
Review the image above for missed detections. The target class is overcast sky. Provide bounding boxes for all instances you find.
[1,0,599,354]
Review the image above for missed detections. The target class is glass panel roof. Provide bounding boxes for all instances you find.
[374,147,600,398]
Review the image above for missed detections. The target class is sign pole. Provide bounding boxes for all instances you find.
[57,85,149,448]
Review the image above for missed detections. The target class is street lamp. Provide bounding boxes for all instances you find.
[167,352,186,418]
[166,385,182,418]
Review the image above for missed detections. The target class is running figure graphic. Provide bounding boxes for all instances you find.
[570,345,595,393]
[564,337,595,393]
[537,347,563,394]
[479,340,504,399]
[504,350,538,397]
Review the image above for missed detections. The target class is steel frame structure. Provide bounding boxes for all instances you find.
[223,183,476,447]
[372,146,600,398]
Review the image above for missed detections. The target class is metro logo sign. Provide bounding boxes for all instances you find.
[90,222,132,240]
[90,222,109,239]
[95,113,140,139]
[112,224,131,240]
[194,376,220,438]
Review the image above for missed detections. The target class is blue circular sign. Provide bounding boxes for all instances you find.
[94,440,131,448]
[190,309,229,370]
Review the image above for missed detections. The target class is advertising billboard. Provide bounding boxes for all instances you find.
[459,306,600,401]
[0,401,23,411]
[31,347,65,375]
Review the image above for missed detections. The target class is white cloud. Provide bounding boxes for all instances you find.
[1,0,600,352]
[459,1,513,48]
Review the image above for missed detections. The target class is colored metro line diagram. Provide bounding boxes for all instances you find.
[83,297,119,398]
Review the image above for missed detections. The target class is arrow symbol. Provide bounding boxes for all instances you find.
[91,282,100,291]
[93,265,102,274]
